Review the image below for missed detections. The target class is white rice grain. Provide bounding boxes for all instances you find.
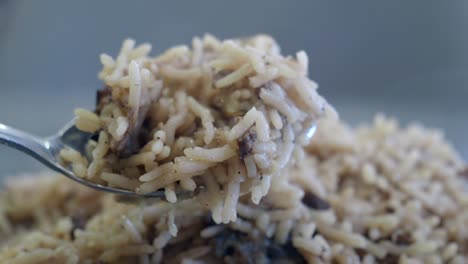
[74,108,102,133]
[222,181,241,224]
[183,145,236,163]
[128,60,142,120]
[228,107,259,140]
[215,63,253,88]
[101,172,139,190]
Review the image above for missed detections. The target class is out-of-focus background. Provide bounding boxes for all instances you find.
[1,0,467,176]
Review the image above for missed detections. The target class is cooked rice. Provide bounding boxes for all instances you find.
[63,34,332,225]
[1,115,467,263]
[1,34,466,263]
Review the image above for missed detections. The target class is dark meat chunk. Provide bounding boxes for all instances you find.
[380,254,400,264]
[94,88,153,157]
[95,87,112,114]
[302,191,330,210]
[70,211,88,240]
[355,248,367,259]
[356,247,400,264]
[71,215,86,231]
[213,229,306,264]
[392,232,412,246]
[114,104,153,158]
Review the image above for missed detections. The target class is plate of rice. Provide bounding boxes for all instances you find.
[0,34,466,264]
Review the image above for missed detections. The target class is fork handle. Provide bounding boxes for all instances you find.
[0,122,50,163]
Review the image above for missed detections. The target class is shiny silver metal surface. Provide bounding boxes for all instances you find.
[0,120,167,197]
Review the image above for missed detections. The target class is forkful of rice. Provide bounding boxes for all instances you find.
[0,35,335,206]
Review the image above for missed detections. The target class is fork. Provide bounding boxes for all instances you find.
[0,120,166,198]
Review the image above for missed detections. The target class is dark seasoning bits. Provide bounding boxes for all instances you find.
[301,191,330,210]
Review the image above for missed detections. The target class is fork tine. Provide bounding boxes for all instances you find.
[56,118,94,153]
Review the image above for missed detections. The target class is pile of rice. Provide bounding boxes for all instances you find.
[61,34,334,225]
[0,116,467,263]
[0,35,466,263]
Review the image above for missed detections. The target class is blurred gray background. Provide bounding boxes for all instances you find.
[1,0,467,176]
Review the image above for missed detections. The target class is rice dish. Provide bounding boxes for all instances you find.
[1,116,467,263]
[0,35,466,263]
[61,34,334,225]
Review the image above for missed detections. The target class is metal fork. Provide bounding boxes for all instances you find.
[0,120,166,198]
